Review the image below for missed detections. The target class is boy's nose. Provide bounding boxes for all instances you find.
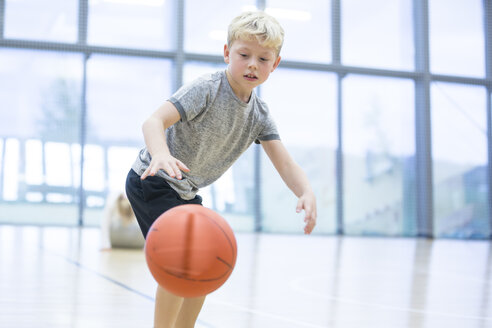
[248,58,258,69]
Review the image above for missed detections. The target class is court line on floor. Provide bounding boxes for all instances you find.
[290,274,492,322]
[41,247,217,328]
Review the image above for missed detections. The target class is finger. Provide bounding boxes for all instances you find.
[303,206,313,222]
[304,220,315,234]
[163,163,176,178]
[141,167,150,180]
[167,162,184,179]
[148,164,159,177]
[171,163,183,180]
[177,160,190,172]
[304,214,316,232]
[296,198,303,213]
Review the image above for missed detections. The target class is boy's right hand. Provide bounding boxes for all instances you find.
[141,152,190,180]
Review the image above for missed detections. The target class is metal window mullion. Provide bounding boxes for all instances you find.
[253,80,264,232]
[487,89,492,239]
[78,53,89,226]
[484,0,492,238]
[77,0,91,227]
[1,37,490,84]
[414,0,433,237]
[257,0,266,11]
[174,0,184,91]
[332,0,341,65]
[77,0,89,226]
[0,0,5,39]
[78,0,88,45]
[253,135,262,232]
[332,0,344,235]
[0,39,177,59]
[335,74,344,235]
[252,0,267,232]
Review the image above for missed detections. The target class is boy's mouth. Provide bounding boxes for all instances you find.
[244,74,258,81]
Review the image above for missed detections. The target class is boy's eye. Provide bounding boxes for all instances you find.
[240,54,247,57]
[260,57,268,62]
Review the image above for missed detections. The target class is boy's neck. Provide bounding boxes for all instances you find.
[225,69,253,103]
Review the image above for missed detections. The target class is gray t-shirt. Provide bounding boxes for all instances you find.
[132,70,280,200]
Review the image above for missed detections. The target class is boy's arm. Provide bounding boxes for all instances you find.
[260,140,317,234]
[140,101,189,180]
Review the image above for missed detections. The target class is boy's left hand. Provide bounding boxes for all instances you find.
[296,192,317,234]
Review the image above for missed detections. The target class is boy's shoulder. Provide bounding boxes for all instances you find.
[253,95,271,114]
[192,70,224,86]
[173,70,224,100]
[178,70,225,97]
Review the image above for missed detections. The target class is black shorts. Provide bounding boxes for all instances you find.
[125,169,202,238]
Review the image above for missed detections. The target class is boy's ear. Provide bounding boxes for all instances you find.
[271,55,281,72]
[223,44,230,64]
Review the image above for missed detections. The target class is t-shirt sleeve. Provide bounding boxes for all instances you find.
[168,77,212,122]
[255,105,281,144]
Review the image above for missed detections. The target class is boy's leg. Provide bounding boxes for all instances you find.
[173,194,206,327]
[125,169,206,327]
[174,295,206,328]
[154,285,184,328]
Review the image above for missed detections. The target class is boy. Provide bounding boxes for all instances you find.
[126,11,317,328]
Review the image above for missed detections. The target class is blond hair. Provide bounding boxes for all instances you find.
[227,11,285,56]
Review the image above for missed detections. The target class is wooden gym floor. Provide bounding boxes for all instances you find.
[0,225,491,328]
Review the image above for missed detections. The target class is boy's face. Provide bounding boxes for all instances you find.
[223,38,281,93]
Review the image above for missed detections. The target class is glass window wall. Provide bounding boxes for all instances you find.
[261,68,337,233]
[184,0,255,55]
[342,0,414,70]
[0,1,490,238]
[4,0,78,43]
[342,75,416,236]
[266,0,332,63]
[0,49,83,225]
[88,0,174,50]
[429,0,485,77]
[431,83,489,238]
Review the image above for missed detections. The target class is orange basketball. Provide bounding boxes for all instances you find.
[145,204,237,297]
